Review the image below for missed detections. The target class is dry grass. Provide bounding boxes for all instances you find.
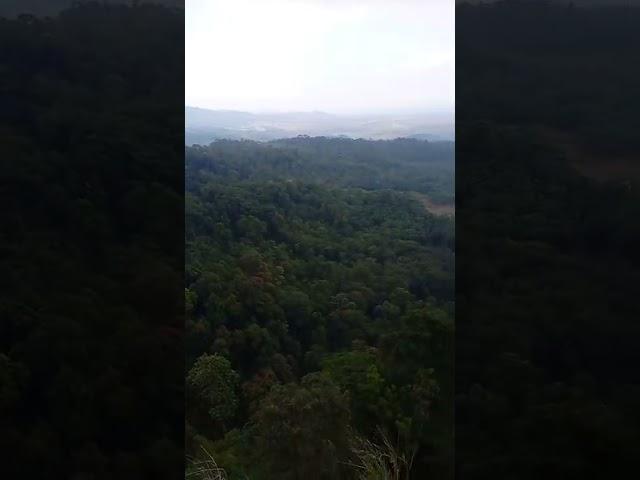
[347,429,416,480]
[186,448,227,480]
[186,432,416,480]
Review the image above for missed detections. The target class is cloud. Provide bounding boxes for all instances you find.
[186,0,454,114]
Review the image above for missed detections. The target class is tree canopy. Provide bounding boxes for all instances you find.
[185,136,454,479]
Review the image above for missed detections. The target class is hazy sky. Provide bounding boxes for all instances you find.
[186,0,455,114]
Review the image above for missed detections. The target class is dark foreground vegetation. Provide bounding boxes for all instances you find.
[1,4,184,478]
[457,1,640,478]
[185,138,454,479]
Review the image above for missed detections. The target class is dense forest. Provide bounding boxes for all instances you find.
[186,137,454,204]
[185,138,455,479]
[5,1,639,479]
[0,4,184,478]
[456,1,640,478]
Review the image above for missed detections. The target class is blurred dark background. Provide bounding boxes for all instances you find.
[0,2,184,477]
[0,0,184,18]
[456,1,640,478]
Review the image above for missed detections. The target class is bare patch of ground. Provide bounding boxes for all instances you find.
[413,192,455,217]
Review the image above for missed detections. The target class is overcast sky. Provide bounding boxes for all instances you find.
[186,0,455,115]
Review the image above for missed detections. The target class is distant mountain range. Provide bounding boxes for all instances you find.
[185,107,454,145]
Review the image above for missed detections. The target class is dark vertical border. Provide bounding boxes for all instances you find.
[0,2,185,477]
[456,1,640,478]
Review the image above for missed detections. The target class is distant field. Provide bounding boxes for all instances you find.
[185,106,455,143]
[413,192,455,217]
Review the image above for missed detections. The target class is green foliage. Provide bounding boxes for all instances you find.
[186,136,454,204]
[185,137,454,478]
[252,373,352,480]
[187,354,240,427]
[322,348,385,432]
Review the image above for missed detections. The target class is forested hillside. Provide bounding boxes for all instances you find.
[187,137,454,204]
[185,138,455,479]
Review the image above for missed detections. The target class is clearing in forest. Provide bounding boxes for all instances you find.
[413,192,455,216]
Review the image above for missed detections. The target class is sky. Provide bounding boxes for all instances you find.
[186,0,455,115]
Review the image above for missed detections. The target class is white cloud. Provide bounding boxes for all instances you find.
[186,0,454,114]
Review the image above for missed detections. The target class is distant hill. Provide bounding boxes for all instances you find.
[185,106,454,145]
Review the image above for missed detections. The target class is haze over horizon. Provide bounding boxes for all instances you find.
[185,104,454,118]
[186,0,454,116]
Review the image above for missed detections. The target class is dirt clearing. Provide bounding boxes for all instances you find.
[413,192,455,217]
